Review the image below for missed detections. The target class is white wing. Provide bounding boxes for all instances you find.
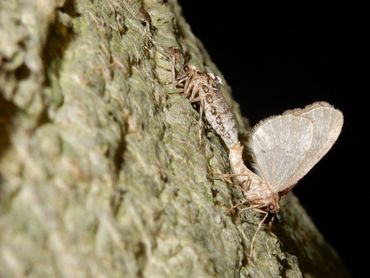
[286,102,344,186]
[251,114,313,193]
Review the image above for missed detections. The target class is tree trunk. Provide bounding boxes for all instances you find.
[0,0,351,277]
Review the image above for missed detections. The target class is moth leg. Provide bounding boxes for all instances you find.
[162,46,182,86]
[186,83,201,107]
[214,169,234,184]
[236,203,260,215]
[197,99,204,140]
[249,210,269,258]
[176,74,189,86]
[189,97,201,103]
[183,77,197,99]
[227,200,253,215]
[185,73,197,89]
[217,173,251,186]
[186,82,204,133]
[160,60,180,87]
[170,54,177,83]
[267,215,275,230]
[217,171,253,192]
[187,80,200,101]
[241,176,252,192]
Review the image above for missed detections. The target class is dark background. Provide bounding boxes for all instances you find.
[178,1,364,277]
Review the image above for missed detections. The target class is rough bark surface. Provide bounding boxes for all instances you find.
[0,0,351,277]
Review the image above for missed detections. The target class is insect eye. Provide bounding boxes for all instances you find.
[183,64,189,72]
[268,203,275,212]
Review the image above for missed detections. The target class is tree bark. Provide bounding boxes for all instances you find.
[0,0,351,277]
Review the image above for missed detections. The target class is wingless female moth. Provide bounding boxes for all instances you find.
[175,64,239,148]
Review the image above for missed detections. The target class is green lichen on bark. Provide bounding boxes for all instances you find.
[0,0,351,277]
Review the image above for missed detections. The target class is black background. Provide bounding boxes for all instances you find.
[178,1,364,277]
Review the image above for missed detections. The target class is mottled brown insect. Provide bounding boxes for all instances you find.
[176,64,238,148]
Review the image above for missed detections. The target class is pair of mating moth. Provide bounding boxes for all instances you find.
[175,64,343,253]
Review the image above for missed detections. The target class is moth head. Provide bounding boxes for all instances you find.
[264,194,280,213]
[266,202,279,213]
[183,64,197,73]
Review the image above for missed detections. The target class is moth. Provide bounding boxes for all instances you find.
[228,101,343,254]
[176,64,238,148]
